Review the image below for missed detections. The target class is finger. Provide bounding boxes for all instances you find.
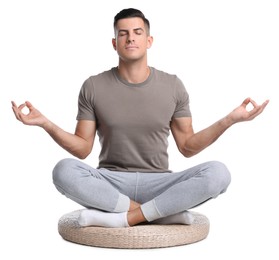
[261,99,269,109]
[11,101,18,113]
[18,103,27,111]
[249,99,269,116]
[248,98,259,108]
[11,101,28,119]
[25,101,34,110]
[17,112,27,123]
[11,101,23,113]
[25,101,32,106]
[241,97,251,107]
[11,101,17,107]
[249,106,262,119]
[12,104,23,121]
[257,99,269,113]
[248,102,267,120]
[12,106,21,120]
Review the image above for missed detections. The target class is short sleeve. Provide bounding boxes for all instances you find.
[76,77,96,121]
[172,77,192,118]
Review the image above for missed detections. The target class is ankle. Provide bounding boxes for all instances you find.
[129,200,141,211]
[127,207,146,226]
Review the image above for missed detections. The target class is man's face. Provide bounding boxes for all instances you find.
[112,17,153,62]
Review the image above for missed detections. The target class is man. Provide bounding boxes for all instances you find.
[12,8,269,228]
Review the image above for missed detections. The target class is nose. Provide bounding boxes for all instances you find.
[126,33,135,44]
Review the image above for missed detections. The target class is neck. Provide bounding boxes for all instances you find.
[117,60,150,84]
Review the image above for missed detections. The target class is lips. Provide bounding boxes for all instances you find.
[125,45,138,49]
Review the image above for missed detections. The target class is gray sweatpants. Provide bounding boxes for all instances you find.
[52,158,231,222]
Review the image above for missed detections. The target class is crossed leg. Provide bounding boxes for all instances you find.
[53,158,231,227]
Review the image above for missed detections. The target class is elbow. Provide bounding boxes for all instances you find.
[74,148,91,160]
[179,147,196,158]
[183,153,193,158]
[182,151,194,158]
[76,153,89,160]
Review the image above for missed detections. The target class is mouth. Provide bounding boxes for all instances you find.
[125,45,138,50]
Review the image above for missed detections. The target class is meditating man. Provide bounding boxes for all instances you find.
[12,8,269,228]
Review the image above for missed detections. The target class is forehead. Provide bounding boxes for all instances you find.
[115,17,145,31]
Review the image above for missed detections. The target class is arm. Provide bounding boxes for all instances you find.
[11,101,96,159]
[171,97,269,157]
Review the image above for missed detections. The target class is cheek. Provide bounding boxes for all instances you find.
[115,38,126,49]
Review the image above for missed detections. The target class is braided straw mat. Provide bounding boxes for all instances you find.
[58,210,209,249]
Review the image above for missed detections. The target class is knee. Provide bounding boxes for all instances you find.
[52,158,77,188]
[205,161,231,196]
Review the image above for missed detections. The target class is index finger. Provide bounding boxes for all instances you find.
[248,98,259,108]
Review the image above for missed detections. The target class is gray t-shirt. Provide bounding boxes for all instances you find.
[77,67,191,172]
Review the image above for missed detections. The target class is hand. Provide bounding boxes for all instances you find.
[11,101,48,127]
[229,97,269,123]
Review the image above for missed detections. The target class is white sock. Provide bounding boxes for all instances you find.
[151,211,195,225]
[78,209,129,228]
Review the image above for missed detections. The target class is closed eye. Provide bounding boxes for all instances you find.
[134,29,143,35]
[119,31,128,37]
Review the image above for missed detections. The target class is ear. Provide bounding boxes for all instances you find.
[112,38,117,50]
[147,36,153,49]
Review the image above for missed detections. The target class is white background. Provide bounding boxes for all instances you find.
[1,0,278,259]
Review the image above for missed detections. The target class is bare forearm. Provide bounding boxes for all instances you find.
[183,115,234,157]
[12,101,95,158]
[42,120,91,159]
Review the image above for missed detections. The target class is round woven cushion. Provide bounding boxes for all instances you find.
[58,210,210,249]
